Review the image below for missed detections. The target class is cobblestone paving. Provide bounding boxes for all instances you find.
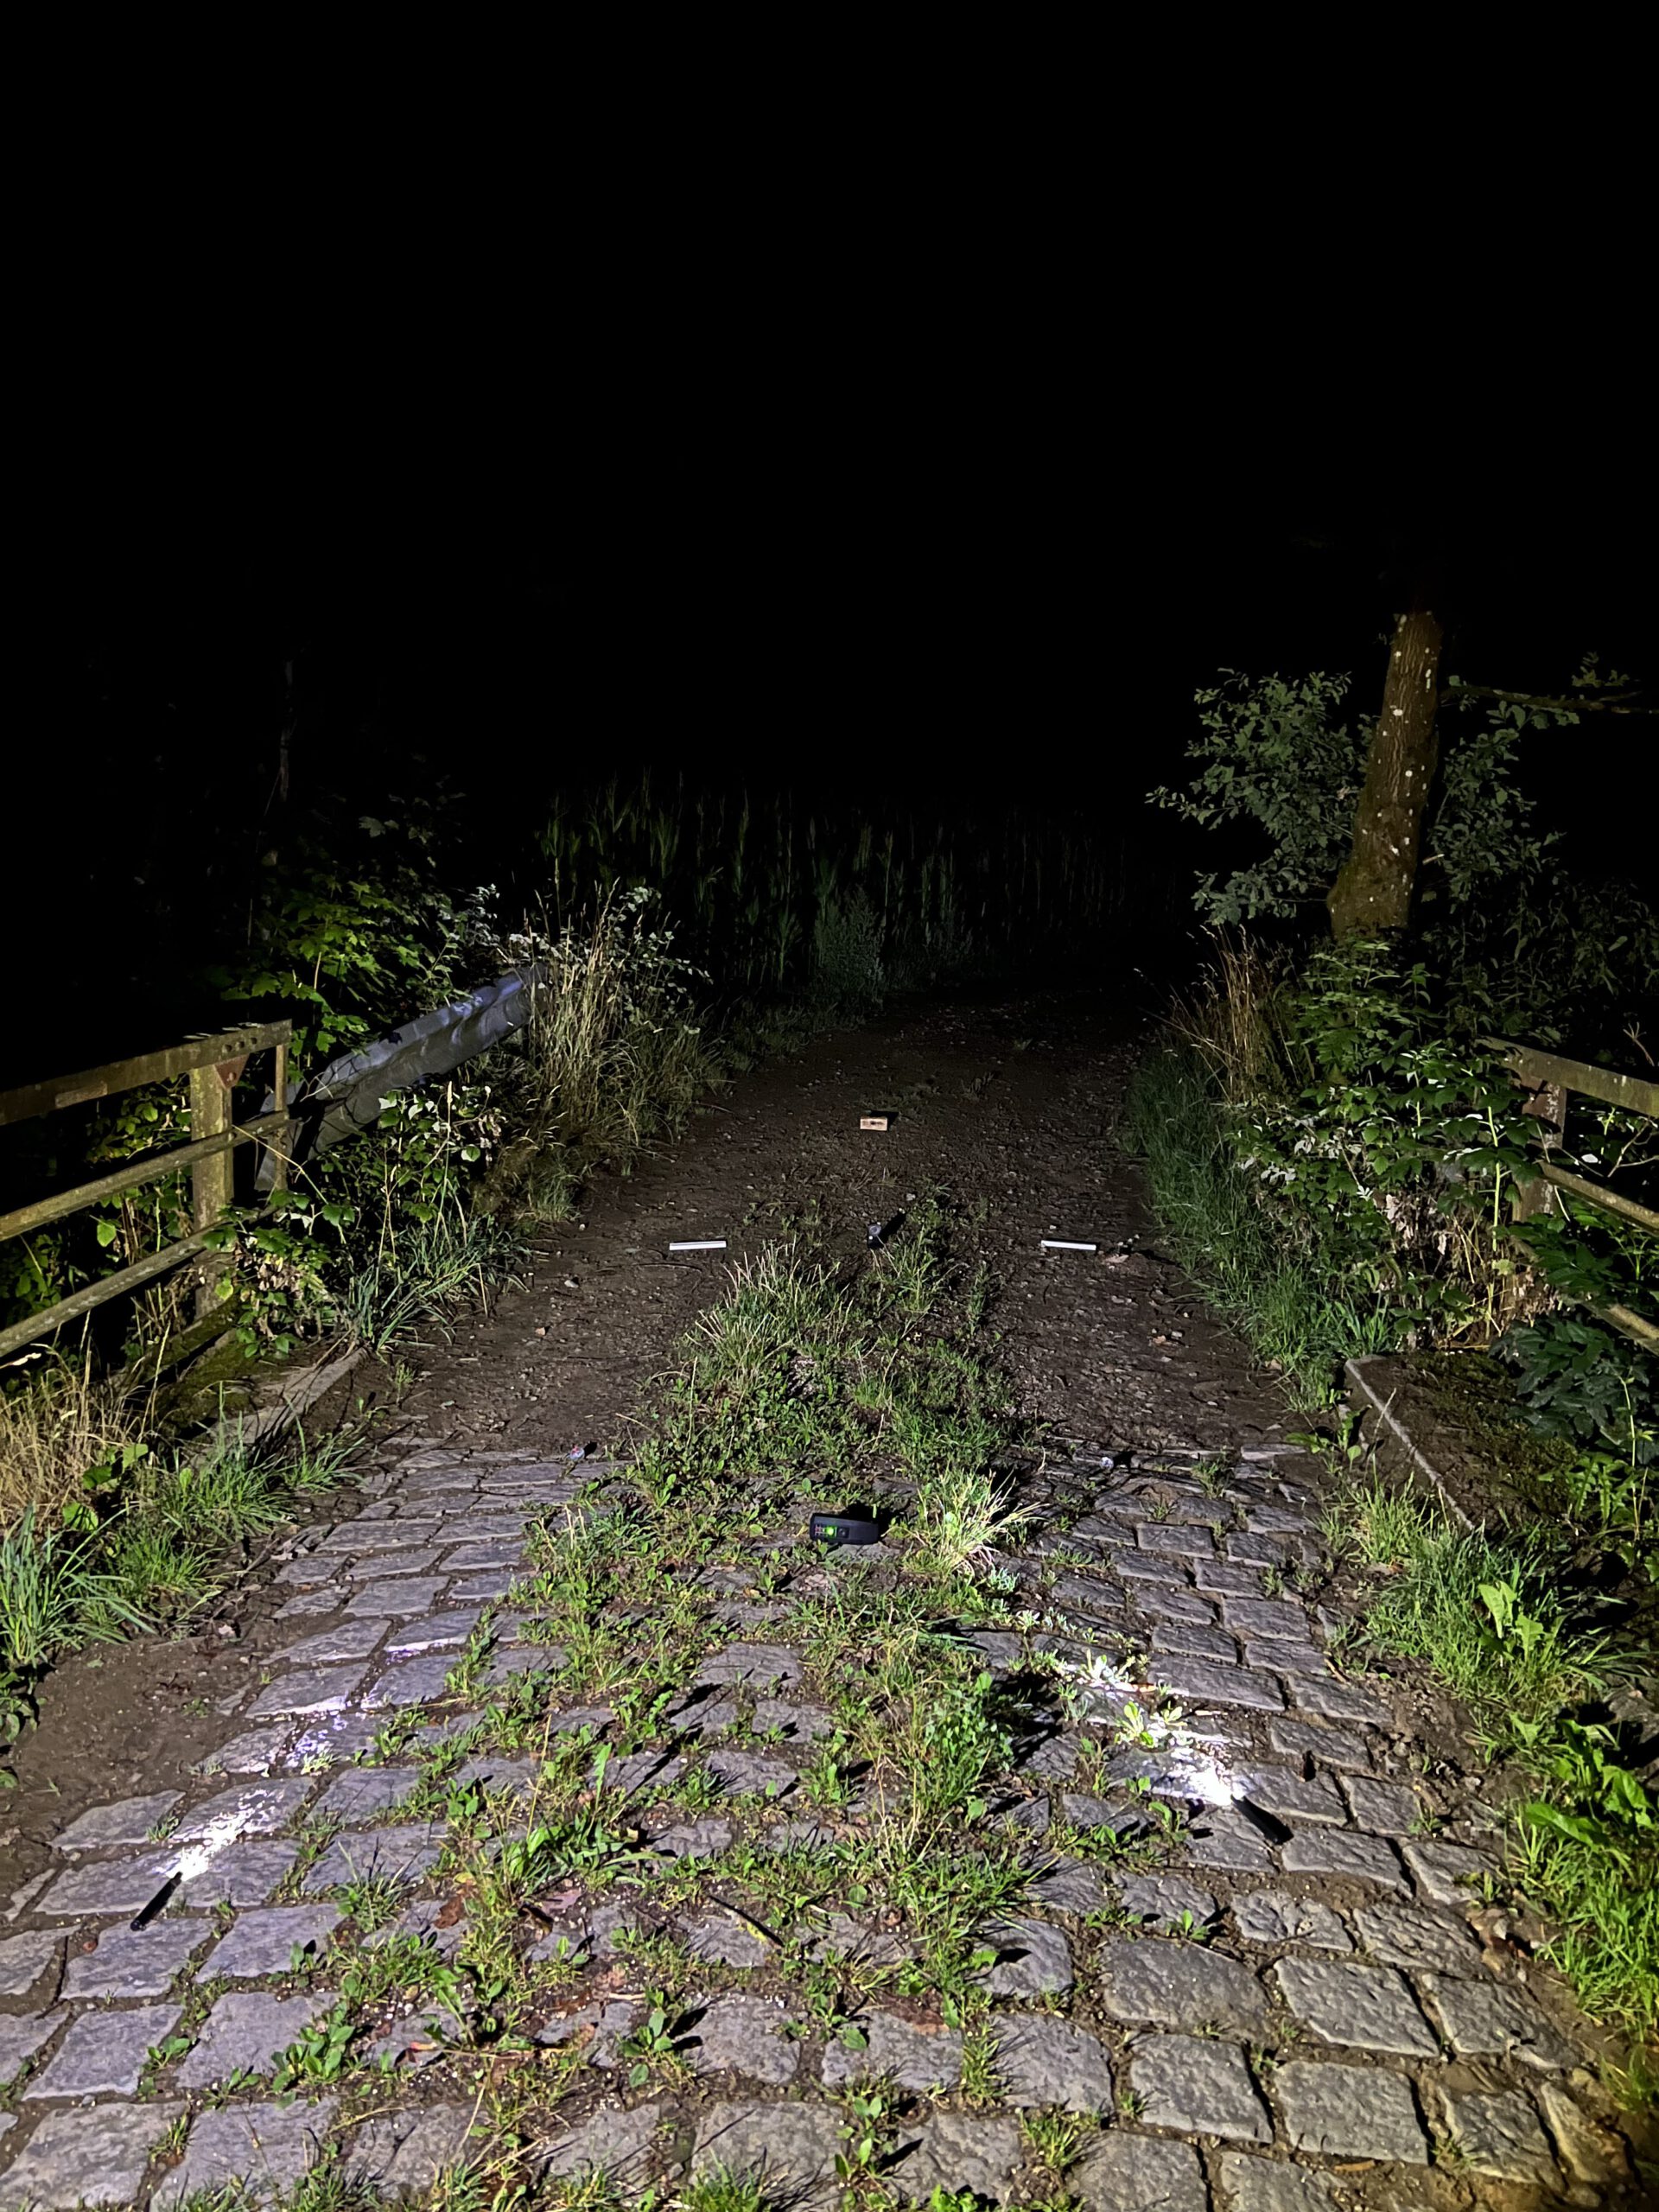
[0,1438,1643,2208]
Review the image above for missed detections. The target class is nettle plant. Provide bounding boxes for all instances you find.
[1224,942,1537,1338]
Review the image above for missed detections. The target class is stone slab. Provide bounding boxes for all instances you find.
[687,1992,799,2083]
[25,2002,180,2098]
[0,2101,184,2208]
[270,1618,387,1667]
[1223,1597,1310,1640]
[821,2009,962,2092]
[1443,2088,1557,2183]
[180,1840,300,1907]
[246,1663,367,1719]
[1275,2059,1427,2162]
[1272,1957,1437,2056]
[302,1822,444,1894]
[890,2110,1022,2203]
[1423,1975,1576,2069]
[691,2100,840,2209]
[1341,1775,1422,1834]
[51,1790,181,1851]
[0,1929,61,1997]
[384,1610,485,1654]
[315,1764,422,1823]
[1267,1716,1372,1771]
[1402,1837,1496,1905]
[176,1989,328,2086]
[1097,1937,1268,2034]
[363,1651,461,1707]
[1029,1856,1109,1914]
[1352,1902,1481,1977]
[707,1748,798,1797]
[35,1849,181,1917]
[542,2099,662,2183]
[1131,2032,1272,2141]
[1072,2133,1208,2212]
[1184,1805,1274,1872]
[342,1577,449,1616]
[694,1641,803,1688]
[61,1917,209,1998]
[1280,1830,1408,1891]
[681,1908,772,1967]
[1231,1890,1350,1951]
[1288,1676,1392,1726]
[342,2105,474,2193]
[174,1777,315,1840]
[0,2012,61,2087]
[151,2098,338,2207]
[1235,1766,1345,1826]
[1150,1622,1239,1662]
[982,1914,1073,1996]
[198,1904,343,1980]
[195,1724,296,1776]
[1146,1656,1283,1711]
[1215,2152,1339,2211]
[993,2014,1113,2111]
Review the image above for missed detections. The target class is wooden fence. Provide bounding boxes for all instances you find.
[0,1024,294,1364]
[2,1019,1654,1376]
[1491,1036,1659,1351]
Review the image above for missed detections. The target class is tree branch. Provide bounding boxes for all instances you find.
[1442,683,1651,717]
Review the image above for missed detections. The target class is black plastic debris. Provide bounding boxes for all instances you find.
[810,1510,881,1546]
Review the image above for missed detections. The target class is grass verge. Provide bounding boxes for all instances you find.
[1,1413,354,1762]
[1124,1046,1393,1404]
[1330,1471,1659,2080]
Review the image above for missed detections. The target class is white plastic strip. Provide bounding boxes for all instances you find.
[669,1240,728,1252]
[1040,1239,1097,1252]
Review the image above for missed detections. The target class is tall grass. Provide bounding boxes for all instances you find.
[1,1415,355,1689]
[538,772,1138,999]
[1124,1047,1393,1403]
[0,1347,149,1529]
[337,1214,525,1355]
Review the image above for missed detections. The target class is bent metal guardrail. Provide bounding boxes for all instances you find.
[0,965,544,1371]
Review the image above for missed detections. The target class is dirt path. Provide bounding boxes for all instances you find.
[0,997,1641,2207]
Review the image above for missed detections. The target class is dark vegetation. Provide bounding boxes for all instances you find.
[1125,635,1658,2074]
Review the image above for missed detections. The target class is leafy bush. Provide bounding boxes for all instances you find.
[1502,1312,1656,1465]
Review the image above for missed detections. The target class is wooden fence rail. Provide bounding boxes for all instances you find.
[1490,1036,1659,1352]
[0,1023,293,1363]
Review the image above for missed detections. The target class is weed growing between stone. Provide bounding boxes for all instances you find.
[187,1209,1153,2204]
[1328,1469,1659,2063]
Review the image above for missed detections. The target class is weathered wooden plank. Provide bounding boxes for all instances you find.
[0,1021,291,1128]
[1600,1302,1659,1352]
[1486,1038,1659,1121]
[1537,1162,1659,1236]
[0,1232,214,1362]
[0,1109,297,1244]
[188,1063,236,1320]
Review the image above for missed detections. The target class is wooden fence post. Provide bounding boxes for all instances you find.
[270,1038,290,1193]
[1515,1079,1567,1221]
[188,1060,235,1317]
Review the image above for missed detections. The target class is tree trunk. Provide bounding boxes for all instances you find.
[1328,603,1446,938]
